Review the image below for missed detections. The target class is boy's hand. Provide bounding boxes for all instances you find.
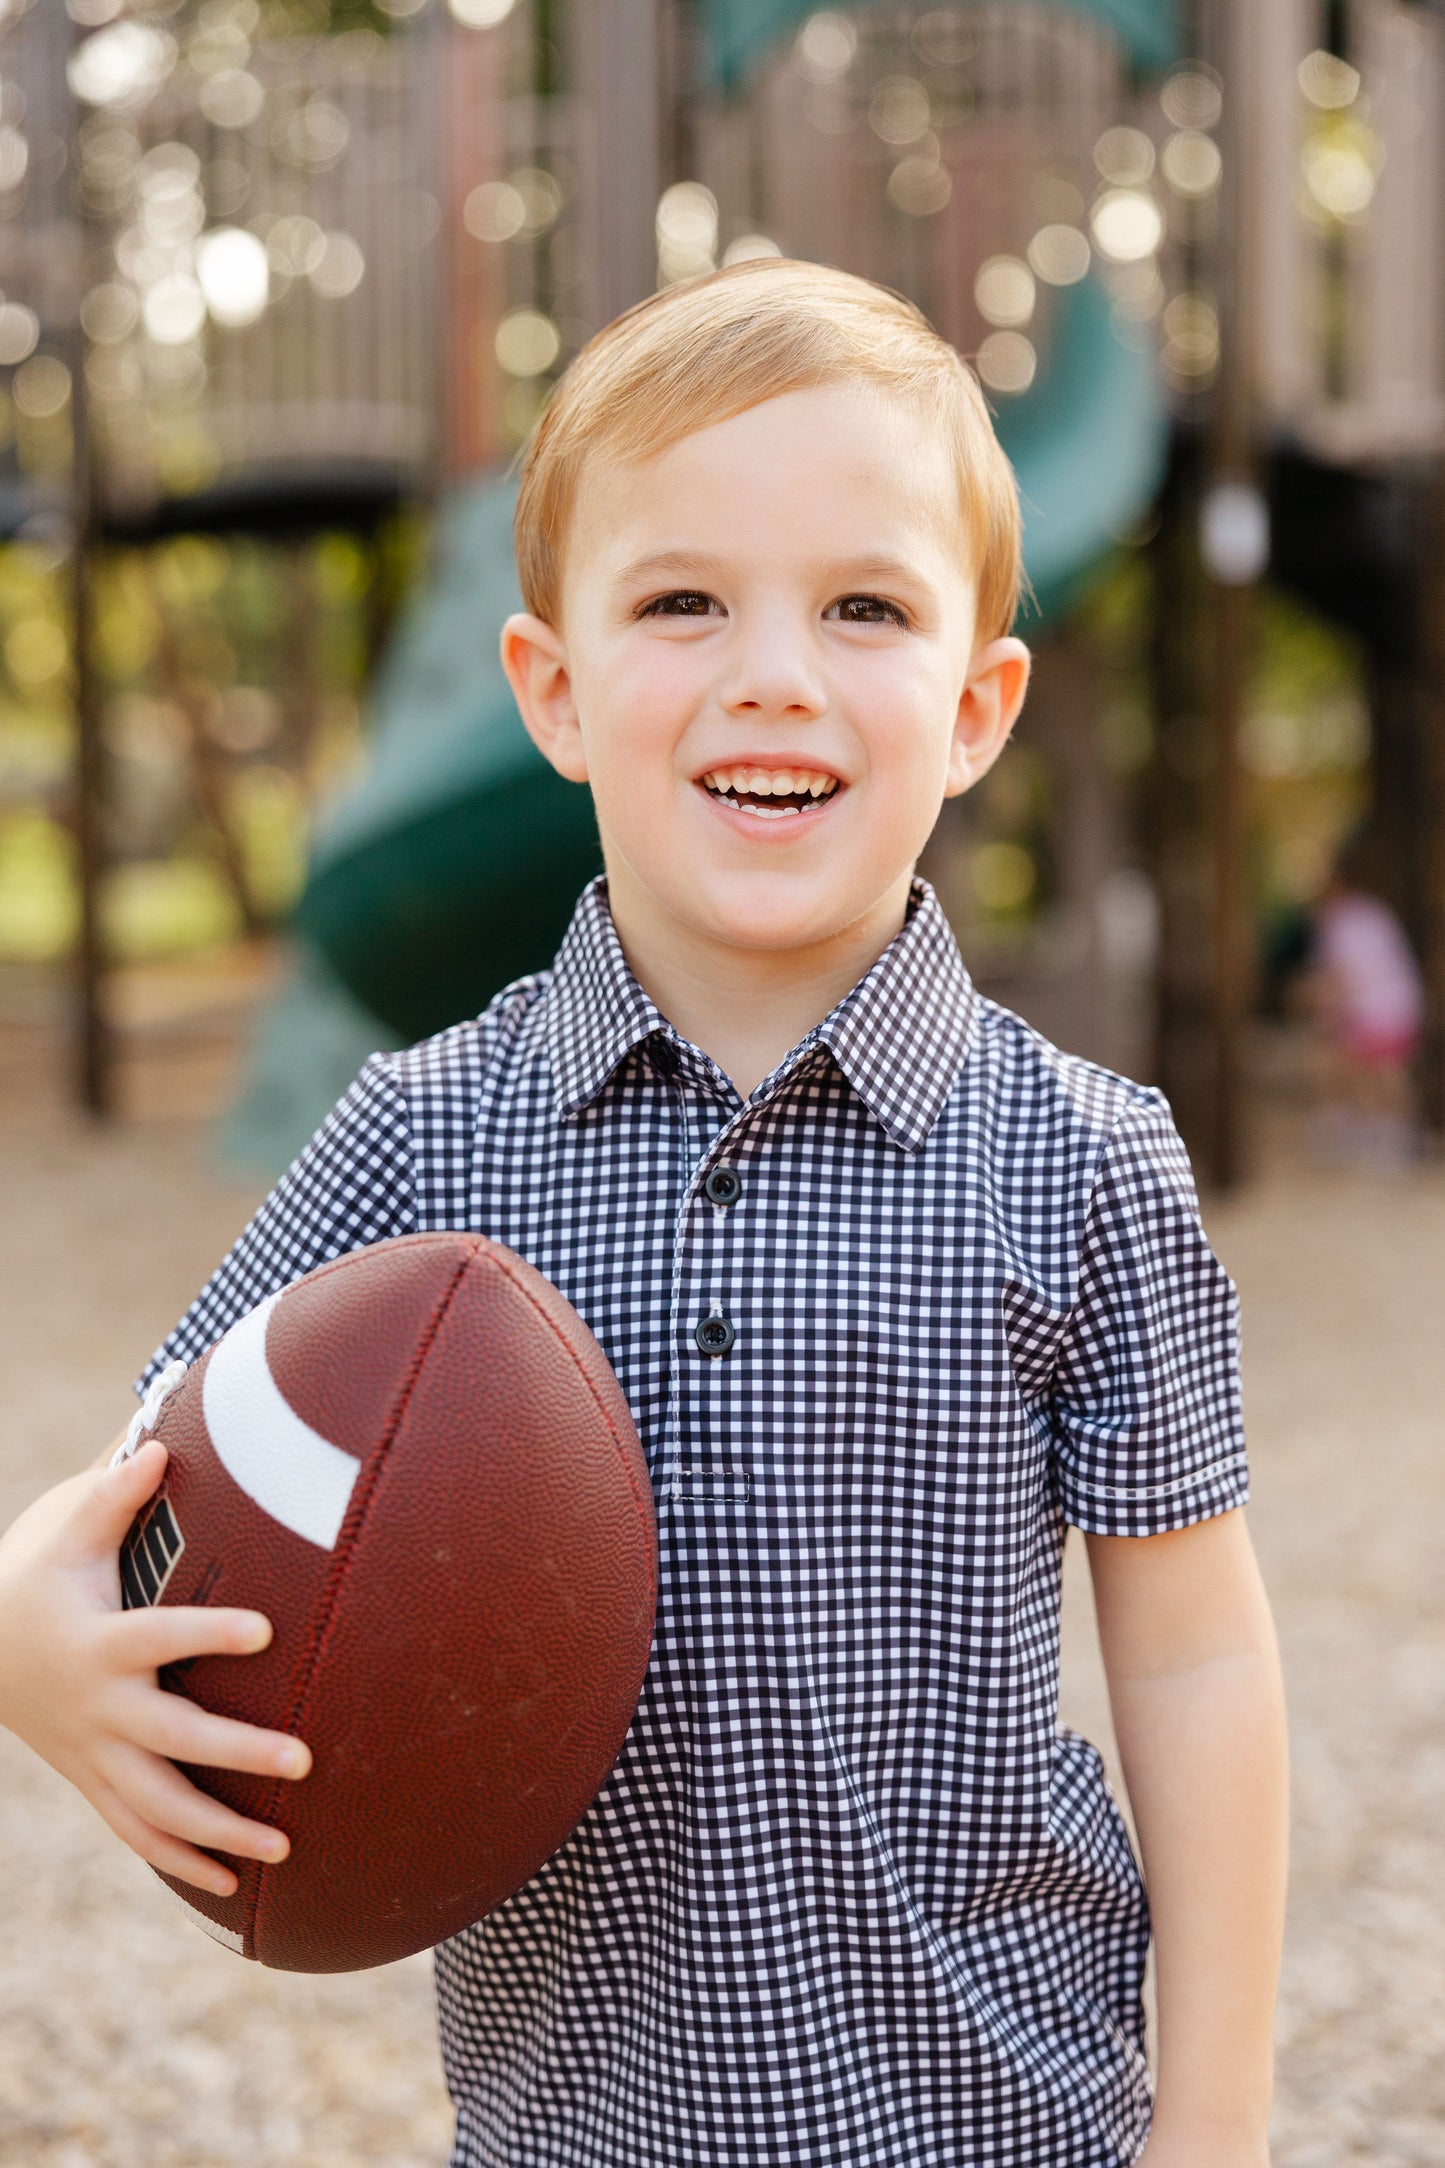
[0,1439,311,1899]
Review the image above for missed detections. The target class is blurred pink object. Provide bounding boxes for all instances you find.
[1316,891,1424,1067]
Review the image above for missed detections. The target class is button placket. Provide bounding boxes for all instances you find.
[664,1073,741,1505]
[690,1122,750,1362]
[669,1062,806,1504]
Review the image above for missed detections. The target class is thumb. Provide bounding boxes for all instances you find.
[75,1439,169,1554]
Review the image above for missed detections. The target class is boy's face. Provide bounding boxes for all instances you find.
[503,383,1030,964]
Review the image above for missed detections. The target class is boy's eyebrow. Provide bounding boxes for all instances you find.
[614,550,936,589]
[615,549,725,586]
[826,555,935,589]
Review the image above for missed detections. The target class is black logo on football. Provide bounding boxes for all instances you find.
[120,1496,185,1610]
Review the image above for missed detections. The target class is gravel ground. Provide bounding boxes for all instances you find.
[1,1004,1441,2166]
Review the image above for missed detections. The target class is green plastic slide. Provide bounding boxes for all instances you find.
[294,483,599,1048]
[699,0,1179,87]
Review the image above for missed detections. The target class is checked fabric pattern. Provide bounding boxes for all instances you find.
[142,878,1248,2168]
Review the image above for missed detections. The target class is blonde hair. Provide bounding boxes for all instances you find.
[514,258,1024,643]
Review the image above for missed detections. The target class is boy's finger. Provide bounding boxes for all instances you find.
[90,1776,240,1899]
[72,1440,169,1553]
[101,1602,273,1672]
[126,1695,311,1782]
[101,1739,292,1866]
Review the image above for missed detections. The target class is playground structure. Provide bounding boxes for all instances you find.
[0,6,437,536]
[0,0,496,1113]
[0,0,1442,1182]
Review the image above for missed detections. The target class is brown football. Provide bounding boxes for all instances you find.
[119,1232,656,1973]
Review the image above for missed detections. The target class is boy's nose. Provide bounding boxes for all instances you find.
[718,613,827,722]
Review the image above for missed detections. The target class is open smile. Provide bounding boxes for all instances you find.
[697,766,842,821]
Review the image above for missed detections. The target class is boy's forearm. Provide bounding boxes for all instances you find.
[1108,1633,1288,2146]
[1086,1514,1288,2155]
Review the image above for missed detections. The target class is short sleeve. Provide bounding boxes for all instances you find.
[135,1053,417,1396]
[1049,1090,1248,1536]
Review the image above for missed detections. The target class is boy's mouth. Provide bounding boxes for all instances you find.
[698,766,841,820]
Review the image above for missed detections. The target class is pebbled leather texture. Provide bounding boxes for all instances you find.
[130,1233,657,1972]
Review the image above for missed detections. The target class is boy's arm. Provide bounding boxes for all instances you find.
[1086,1509,1287,2168]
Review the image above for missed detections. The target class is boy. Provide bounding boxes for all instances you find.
[0,261,1286,2166]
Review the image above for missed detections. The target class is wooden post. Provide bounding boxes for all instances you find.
[71,400,108,1116]
[1202,554,1252,1188]
[1202,0,1259,1189]
[1149,0,1258,1189]
[1148,429,1216,1161]
[68,23,109,1117]
[570,0,662,332]
[1416,460,1445,1137]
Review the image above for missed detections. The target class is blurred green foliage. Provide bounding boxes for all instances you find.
[1081,544,1370,914]
[0,520,414,967]
[0,807,74,960]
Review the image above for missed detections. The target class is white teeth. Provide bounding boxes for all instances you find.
[701,767,839,800]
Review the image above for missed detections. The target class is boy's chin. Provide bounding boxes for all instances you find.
[632,862,911,958]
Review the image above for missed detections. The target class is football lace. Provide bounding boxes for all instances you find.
[111,1358,190,1469]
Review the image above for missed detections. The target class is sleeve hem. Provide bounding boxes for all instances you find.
[1060,1454,1250,1537]
[1061,1446,1247,1502]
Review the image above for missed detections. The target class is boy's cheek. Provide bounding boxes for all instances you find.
[578,686,704,790]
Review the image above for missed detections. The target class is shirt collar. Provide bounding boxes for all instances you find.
[813,880,979,1150]
[546,879,671,1114]
[546,877,978,1151]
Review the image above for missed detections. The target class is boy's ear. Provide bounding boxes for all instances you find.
[944,637,1032,799]
[500,613,589,784]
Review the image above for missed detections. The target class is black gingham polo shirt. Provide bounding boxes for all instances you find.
[142,878,1249,2168]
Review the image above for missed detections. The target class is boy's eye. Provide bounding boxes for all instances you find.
[638,590,722,618]
[827,594,909,628]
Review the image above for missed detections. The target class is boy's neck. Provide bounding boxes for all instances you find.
[603,865,914,1098]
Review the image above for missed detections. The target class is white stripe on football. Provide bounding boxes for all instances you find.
[201,1293,361,1551]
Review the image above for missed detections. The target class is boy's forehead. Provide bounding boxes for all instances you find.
[568,382,966,574]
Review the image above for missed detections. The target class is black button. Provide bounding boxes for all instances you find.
[703,1162,741,1207]
[694,1311,735,1357]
